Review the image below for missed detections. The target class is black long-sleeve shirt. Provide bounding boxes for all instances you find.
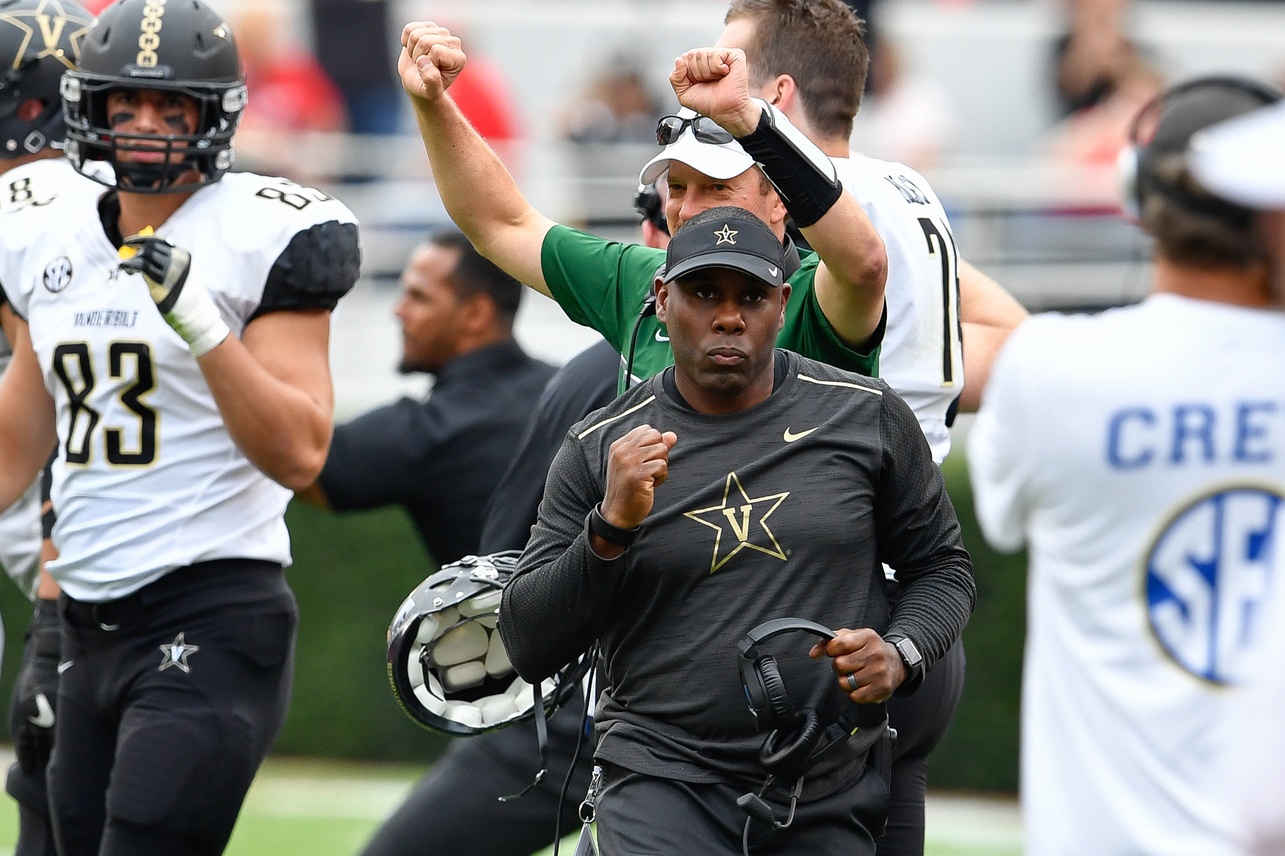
[479,339,619,553]
[499,350,974,793]
[318,340,555,563]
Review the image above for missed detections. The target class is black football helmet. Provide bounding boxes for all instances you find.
[387,552,589,737]
[0,0,93,159]
[60,0,247,192]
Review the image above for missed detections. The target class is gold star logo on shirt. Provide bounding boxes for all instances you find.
[684,472,789,573]
[714,225,738,245]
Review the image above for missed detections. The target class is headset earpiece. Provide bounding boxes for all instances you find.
[735,618,884,836]
[742,653,799,731]
[758,706,823,780]
[1116,142,1141,221]
[1124,75,1282,226]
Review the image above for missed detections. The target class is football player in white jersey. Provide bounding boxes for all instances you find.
[700,3,1022,853]
[0,3,97,853]
[0,0,96,619]
[712,0,1028,462]
[969,76,1284,856]
[0,0,361,853]
[1188,97,1285,856]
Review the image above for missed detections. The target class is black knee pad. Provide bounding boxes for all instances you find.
[107,707,257,847]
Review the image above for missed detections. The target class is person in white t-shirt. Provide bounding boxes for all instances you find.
[1188,96,1285,856]
[969,75,1284,856]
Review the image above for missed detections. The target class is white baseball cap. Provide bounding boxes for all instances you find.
[1189,100,1285,210]
[638,108,757,185]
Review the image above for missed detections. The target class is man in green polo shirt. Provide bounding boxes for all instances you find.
[398,25,889,384]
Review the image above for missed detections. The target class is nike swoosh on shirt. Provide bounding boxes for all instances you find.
[783,427,818,442]
[28,694,54,729]
[654,329,669,342]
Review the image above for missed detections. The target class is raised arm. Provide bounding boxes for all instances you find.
[500,424,676,681]
[958,260,1029,412]
[399,22,557,297]
[670,47,887,348]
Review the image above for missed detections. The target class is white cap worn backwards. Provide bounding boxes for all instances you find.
[1189,100,1285,210]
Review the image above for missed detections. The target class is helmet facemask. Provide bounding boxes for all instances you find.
[61,74,246,193]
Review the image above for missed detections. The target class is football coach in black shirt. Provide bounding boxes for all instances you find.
[500,207,974,855]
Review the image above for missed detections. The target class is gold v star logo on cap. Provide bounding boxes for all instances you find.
[714,225,738,245]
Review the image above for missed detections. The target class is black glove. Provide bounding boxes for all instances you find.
[119,234,228,357]
[9,599,61,775]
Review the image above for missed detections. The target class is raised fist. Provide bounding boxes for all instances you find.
[399,22,466,103]
[601,424,679,530]
[669,48,759,138]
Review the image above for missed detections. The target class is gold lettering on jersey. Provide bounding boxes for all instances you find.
[685,473,789,574]
[136,0,167,67]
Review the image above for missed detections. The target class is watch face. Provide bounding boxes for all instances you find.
[896,637,923,667]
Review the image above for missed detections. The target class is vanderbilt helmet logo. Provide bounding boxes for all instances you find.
[136,0,167,67]
[0,0,91,70]
[684,472,790,574]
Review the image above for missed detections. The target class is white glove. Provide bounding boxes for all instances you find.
[119,234,229,357]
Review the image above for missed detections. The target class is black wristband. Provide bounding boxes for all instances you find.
[587,504,641,547]
[734,101,843,228]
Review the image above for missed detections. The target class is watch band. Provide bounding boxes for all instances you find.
[588,503,641,547]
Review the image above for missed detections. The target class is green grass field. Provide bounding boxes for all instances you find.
[0,754,1021,856]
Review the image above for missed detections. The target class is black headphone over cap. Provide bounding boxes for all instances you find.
[1119,75,1282,225]
[736,617,879,782]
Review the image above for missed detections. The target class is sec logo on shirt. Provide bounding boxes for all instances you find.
[1145,486,1283,684]
[43,256,74,293]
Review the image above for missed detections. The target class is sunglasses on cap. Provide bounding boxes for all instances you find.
[655,114,735,147]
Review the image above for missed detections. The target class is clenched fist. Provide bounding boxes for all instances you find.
[119,234,229,357]
[601,424,679,531]
[669,47,760,138]
[399,22,466,103]
[9,599,60,776]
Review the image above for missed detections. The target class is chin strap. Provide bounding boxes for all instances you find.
[498,681,551,803]
[500,644,599,804]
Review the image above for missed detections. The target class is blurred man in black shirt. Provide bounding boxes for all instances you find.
[297,229,554,563]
